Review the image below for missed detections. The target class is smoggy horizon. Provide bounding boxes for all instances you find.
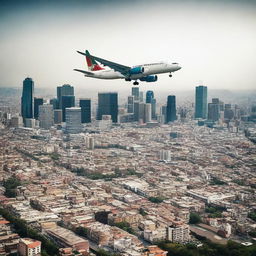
[1,0,256,91]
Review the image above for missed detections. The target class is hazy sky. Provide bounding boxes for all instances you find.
[0,0,256,92]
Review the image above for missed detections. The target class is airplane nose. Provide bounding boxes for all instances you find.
[177,65,182,70]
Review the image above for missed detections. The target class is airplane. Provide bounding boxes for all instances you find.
[74,50,181,85]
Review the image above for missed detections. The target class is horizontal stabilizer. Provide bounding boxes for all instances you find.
[73,69,94,75]
[77,51,88,56]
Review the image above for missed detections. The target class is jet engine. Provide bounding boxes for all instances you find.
[140,75,158,82]
[129,66,144,75]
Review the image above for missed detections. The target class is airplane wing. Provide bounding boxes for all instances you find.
[73,69,94,75]
[77,51,131,75]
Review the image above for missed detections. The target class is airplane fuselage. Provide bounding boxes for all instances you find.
[74,50,182,85]
[83,62,180,80]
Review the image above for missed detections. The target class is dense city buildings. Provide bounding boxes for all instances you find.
[97,92,118,123]
[0,78,256,256]
[79,98,91,123]
[166,95,177,123]
[21,78,34,121]
[195,85,208,119]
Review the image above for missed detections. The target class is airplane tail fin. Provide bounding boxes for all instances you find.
[85,50,104,71]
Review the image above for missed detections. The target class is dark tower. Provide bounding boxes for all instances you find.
[61,95,75,122]
[146,91,154,104]
[79,99,91,123]
[97,92,118,123]
[34,97,43,120]
[57,84,74,109]
[195,85,207,119]
[166,95,177,123]
[21,77,34,121]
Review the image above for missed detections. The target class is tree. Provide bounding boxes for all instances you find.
[189,212,201,224]
[3,177,21,197]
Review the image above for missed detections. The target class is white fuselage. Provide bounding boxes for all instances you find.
[84,62,181,80]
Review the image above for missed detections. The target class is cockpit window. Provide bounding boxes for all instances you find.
[172,62,178,64]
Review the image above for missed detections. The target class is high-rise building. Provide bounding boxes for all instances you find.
[212,98,219,104]
[39,104,54,129]
[57,84,74,109]
[50,98,58,109]
[151,98,156,119]
[139,102,145,123]
[161,105,167,123]
[167,225,190,243]
[54,109,62,124]
[166,95,177,123]
[146,91,156,119]
[127,96,134,113]
[133,101,140,121]
[24,118,36,128]
[66,107,82,133]
[145,103,152,123]
[21,78,34,121]
[139,91,144,102]
[224,104,234,120]
[195,85,207,119]
[97,92,118,123]
[208,103,220,121]
[79,99,91,123]
[160,150,171,162]
[146,91,154,104]
[34,97,43,119]
[11,116,23,128]
[132,87,139,101]
[61,95,75,122]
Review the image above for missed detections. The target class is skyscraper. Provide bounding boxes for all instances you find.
[61,95,75,122]
[146,91,154,104]
[224,104,234,120]
[139,91,143,102]
[97,92,118,123]
[34,97,43,120]
[39,104,54,129]
[132,87,139,101]
[79,98,91,123]
[66,107,82,133]
[166,95,177,123]
[195,85,207,119]
[50,98,58,109]
[127,96,134,113]
[151,98,156,119]
[146,91,156,119]
[161,105,167,123]
[21,77,34,121]
[145,103,152,123]
[57,84,74,109]
[133,101,140,121]
[208,103,220,121]
[54,109,62,124]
